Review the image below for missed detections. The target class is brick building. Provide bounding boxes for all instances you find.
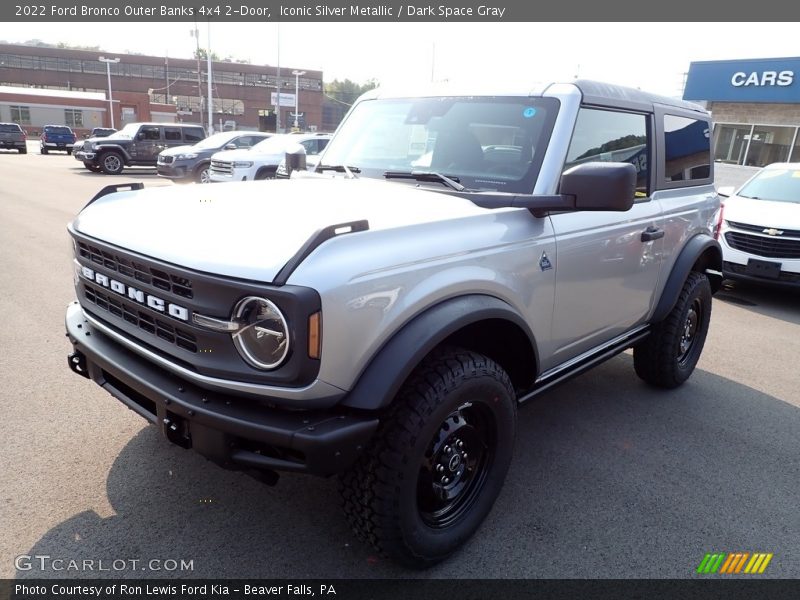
[0,42,325,134]
[684,57,800,167]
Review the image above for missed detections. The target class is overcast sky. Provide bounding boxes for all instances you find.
[3,22,800,97]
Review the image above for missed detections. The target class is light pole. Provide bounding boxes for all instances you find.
[99,56,120,128]
[292,70,305,130]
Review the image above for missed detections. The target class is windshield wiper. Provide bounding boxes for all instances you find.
[316,164,361,178]
[383,170,466,192]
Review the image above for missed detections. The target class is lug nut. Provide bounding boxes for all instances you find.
[444,445,452,453]
[437,465,444,473]
[457,440,464,448]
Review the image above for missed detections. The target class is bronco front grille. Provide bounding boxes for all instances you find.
[725,232,800,259]
[77,241,193,298]
[83,283,198,353]
[210,160,232,175]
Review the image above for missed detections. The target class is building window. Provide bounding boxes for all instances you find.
[65,109,83,128]
[10,105,30,125]
[714,123,797,168]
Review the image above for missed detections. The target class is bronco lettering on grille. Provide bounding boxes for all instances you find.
[80,264,190,321]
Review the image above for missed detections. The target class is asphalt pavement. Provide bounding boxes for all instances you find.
[0,145,798,579]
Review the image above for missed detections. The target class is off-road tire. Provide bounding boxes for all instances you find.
[40,146,48,155]
[634,271,712,388]
[99,151,124,175]
[83,163,101,172]
[339,347,516,568]
[19,147,26,154]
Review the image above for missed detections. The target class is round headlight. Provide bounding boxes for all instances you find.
[232,296,290,370]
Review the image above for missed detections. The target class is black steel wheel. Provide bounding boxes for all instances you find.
[634,271,712,388]
[339,347,516,567]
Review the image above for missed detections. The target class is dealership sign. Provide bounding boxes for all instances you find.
[683,57,800,103]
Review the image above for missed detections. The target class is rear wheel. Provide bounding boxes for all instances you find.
[99,151,124,175]
[18,147,26,154]
[339,347,516,567]
[634,271,712,388]
[40,146,48,155]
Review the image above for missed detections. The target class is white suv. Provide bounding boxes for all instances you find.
[718,162,800,287]
[209,133,331,182]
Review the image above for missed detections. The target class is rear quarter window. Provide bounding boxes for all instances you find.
[183,128,205,142]
[662,114,712,186]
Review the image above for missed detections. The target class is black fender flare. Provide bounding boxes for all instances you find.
[341,294,537,411]
[651,234,722,323]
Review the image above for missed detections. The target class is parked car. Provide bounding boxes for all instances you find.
[209,133,331,182]
[88,127,117,138]
[0,122,26,153]
[718,162,800,287]
[40,125,76,154]
[73,122,206,174]
[65,80,721,567]
[72,129,117,155]
[157,130,272,184]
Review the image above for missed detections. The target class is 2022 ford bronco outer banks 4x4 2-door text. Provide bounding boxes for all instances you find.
[65,81,722,567]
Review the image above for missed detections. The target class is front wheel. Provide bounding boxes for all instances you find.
[634,271,712,388]
[339,348,516,567]
[195,163,211,183]
[99,151,124,175]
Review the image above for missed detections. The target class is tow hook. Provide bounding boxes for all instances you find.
[68,351,90,379]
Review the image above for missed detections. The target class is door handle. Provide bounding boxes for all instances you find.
[641,226,665,242]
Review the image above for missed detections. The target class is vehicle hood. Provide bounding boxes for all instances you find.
[71,177,495,282]
[211,146,288,163]
[160,145,195,156]
[725,195,800,229]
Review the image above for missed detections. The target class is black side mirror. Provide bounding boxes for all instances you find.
[560,162,637,211]
[284,144,307,177]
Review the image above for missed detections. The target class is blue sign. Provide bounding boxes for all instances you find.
[683,57,800,103]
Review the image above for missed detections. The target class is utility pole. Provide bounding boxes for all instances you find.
[191,22,204,130]
[275,23,281,133]
[207,20,213,134]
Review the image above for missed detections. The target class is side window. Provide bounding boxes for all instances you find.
[164,127,182,141]
[663,115,711,183]
[235,135,258,148]
[565,108,650,198]
[301,139,320,155]
[138,126,160,141]
[183,128,204,143]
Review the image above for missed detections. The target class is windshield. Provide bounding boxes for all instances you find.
[251,134,295,153]
[113,123,140,139]
[320,96,559,193]
[193,131,239,149]
[738,167,800,204]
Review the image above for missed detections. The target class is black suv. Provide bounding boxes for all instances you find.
[74,122,206,174]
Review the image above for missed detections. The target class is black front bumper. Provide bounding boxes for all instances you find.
[65,302,378,477]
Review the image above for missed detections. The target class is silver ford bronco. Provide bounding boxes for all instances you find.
[65,80,721,567]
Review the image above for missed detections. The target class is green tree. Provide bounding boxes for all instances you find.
[324,78,378,106]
